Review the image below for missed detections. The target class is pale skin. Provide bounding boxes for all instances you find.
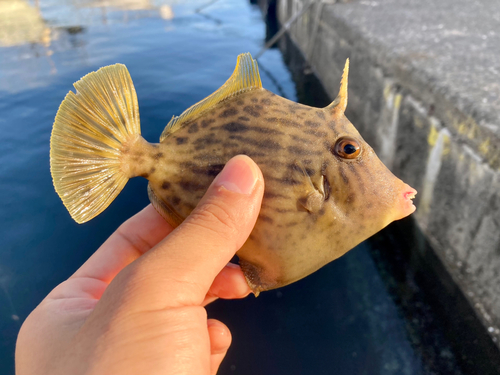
[16,155,264,375]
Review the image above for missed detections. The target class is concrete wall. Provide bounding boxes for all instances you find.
[275,0,500,347]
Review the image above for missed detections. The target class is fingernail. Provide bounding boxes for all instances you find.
[207,319,230,338]
[213,155,260,194]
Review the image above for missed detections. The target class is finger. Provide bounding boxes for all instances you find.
[121,155,264,308]
[202,263,252,306]
[207,319,232,375]
[72,205,174,283]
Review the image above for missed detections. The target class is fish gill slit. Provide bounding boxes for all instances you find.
[323,174,331,201]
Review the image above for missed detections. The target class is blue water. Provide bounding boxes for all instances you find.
[0,1,482,374]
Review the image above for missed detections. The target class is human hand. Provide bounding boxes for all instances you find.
[16,155,264,375]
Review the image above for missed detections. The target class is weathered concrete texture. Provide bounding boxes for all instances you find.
[276,0,500,347]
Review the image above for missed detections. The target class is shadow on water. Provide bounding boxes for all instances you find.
[1,0,499,374]
[370,217,500,375]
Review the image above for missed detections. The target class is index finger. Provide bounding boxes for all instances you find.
[71,204,174,283]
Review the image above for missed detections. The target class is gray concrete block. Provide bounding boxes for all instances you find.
[275,0,500,348]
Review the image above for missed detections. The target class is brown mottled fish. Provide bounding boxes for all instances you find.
[50,53,416,294]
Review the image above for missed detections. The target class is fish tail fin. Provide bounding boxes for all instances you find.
[50,64,141,224]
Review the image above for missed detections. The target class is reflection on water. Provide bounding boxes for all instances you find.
[0,0,49,47]
[73,0,176,19]
[0,0,178,81]
[0,0,57,73]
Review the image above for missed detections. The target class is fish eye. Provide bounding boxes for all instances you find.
[333,137,361,159]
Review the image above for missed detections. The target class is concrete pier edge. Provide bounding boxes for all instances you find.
[267,0,500,350]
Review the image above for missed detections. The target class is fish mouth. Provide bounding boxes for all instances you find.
[395,183,417,220]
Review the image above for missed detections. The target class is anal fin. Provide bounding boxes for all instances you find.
[147,184,184,227]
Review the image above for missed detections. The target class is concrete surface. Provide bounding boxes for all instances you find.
[273,0,500,349]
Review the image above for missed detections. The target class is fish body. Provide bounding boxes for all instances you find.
[50,53,416,294]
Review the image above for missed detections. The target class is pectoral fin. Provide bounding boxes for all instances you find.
[291,161,326,213]
[298,190,324,212]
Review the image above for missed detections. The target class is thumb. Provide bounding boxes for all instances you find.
[118,155,264,309]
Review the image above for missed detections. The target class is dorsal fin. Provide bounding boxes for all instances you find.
[160,53,262,141]
[327,58,349,115]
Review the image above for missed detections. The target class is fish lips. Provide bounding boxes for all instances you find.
[394,183,417,220]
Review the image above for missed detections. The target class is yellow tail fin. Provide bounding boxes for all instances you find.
[50,64,141,224]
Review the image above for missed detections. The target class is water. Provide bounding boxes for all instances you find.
[0,1,497,374]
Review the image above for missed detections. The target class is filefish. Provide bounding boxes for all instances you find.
[50,53,416,294]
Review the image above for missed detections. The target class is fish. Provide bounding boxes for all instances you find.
[50,53,417,295]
